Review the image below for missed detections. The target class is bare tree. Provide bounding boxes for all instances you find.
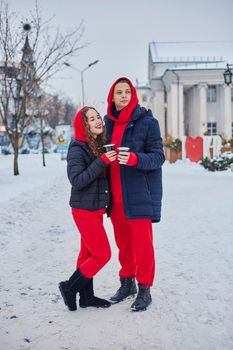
[32,92,77,168]
[36,92,48,167]
[45,93,78,128]
[63,97,78,126]
[45,94,66,128]
[0,0,87,175]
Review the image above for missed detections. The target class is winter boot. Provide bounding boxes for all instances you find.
[79,278,111,308]
[110,277,137,303]
[130,284,152,312]
[59,268,90,311]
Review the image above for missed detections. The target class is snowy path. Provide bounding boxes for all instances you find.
[0,155,233,350]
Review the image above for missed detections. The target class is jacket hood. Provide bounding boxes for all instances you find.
[73,107,88,142]
[107,77,139,124]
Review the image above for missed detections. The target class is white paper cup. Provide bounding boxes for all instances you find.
[117,147,130,153]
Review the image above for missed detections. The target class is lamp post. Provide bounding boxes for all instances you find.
[81,60,99,106]
[223,64,233,85]
[64,60,99,105]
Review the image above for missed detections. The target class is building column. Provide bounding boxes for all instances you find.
[169,83,178,138]
[198,83,207,136]
[223,84,232,139]
[178,83,184,138]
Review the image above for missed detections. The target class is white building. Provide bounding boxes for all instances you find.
[136,42,233,140]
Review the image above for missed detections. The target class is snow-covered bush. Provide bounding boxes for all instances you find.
[200,153,233,171]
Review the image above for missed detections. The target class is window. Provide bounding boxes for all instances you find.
[207,122,217,135]
[207,86,217,102]
[231,88,233,102]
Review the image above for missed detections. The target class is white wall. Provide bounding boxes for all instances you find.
[151,90,165,137]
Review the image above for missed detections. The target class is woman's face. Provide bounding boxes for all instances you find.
[86,109,103,138]
[112,82,132,110]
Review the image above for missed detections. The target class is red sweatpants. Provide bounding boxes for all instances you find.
[72,208,111,278]
[110,202,155,286]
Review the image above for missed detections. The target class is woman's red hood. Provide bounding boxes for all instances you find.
[73,107,88,142]
[107,77,139,124]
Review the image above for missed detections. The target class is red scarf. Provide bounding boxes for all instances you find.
[107,77,139,124]
[73,107,88,142]
[106,77,139,202]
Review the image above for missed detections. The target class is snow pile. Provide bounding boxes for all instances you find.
[0,155,233,350]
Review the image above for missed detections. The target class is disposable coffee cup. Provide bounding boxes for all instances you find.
[103,144,115,152]
[117,147,130,154]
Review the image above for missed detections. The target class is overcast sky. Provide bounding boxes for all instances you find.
[8,0,233,114]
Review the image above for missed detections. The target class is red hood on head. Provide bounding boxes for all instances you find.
[107,77,139,124]
[73,107,88,142]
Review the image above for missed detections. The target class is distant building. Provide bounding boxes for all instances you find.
[0,34,55,153]
[0,33,38,133]
[136,41,233,139]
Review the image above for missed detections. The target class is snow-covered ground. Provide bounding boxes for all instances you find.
[0,154,233,350]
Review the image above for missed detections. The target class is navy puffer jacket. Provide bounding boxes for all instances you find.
[67,140,110,210]
[104,105,165,222]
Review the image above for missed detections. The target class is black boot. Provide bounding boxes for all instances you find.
[130,284,152,312]
[79,278,111,308]
[59,268,90,311]
[110,277,137,303]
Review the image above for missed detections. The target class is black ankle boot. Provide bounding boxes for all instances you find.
[130,284,152,312]
[79,278,111,308]
[110,277,137,303]
[59,268,90,311]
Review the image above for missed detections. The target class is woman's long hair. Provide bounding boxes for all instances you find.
[82,106,106,157]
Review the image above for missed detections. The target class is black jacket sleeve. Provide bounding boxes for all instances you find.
[67,145,108,190]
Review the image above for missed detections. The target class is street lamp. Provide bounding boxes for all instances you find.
[80,60,99,106]
[64,60,99,105]
[223,64,233,85]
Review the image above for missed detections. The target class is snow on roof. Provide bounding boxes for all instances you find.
[166,62,228,71]
[135,80,151,89]
[149,41,233,64]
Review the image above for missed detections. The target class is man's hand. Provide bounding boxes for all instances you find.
[118,151,130,165]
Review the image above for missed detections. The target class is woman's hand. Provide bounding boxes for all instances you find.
[118,151,130,165]
[105,150,117,162]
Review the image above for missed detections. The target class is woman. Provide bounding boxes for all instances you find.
[59,106,116,311]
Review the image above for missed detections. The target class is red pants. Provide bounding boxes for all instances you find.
[110,202,155,286]
[72,208,111,278]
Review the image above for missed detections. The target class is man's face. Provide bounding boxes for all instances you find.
[112,82,132,110]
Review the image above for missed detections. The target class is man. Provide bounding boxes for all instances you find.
[104,77,165,312]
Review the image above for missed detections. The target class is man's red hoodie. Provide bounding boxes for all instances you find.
[106,77,139,203]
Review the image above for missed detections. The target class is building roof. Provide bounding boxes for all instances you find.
[166,63,227,71]
[149,41,233,64]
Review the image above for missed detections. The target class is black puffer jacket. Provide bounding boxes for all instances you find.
[67,139,110,210]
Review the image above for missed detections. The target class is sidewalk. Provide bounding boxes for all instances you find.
[0,155,232,350]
